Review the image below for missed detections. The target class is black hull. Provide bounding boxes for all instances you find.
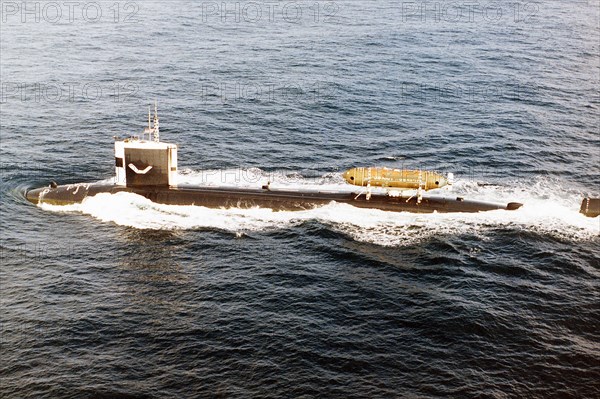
[25,183,523,214]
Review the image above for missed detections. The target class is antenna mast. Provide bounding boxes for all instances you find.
[147,106,151,140]
[153,100,160,142]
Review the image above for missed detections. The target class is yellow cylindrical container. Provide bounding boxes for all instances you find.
[342,167,448,190]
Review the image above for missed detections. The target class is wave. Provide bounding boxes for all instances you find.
[39,170,599,246]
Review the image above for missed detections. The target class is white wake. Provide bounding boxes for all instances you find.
[40,169,599,246]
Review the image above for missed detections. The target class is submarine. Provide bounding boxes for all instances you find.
[24,105,599,218]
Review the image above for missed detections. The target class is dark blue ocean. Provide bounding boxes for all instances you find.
[1,1,599,397]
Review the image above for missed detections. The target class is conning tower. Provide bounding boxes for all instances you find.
[114,102,178,187]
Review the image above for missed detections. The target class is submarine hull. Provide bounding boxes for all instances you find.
[25,183,522,214]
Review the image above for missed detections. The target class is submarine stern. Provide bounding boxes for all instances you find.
[580,198,600,218]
